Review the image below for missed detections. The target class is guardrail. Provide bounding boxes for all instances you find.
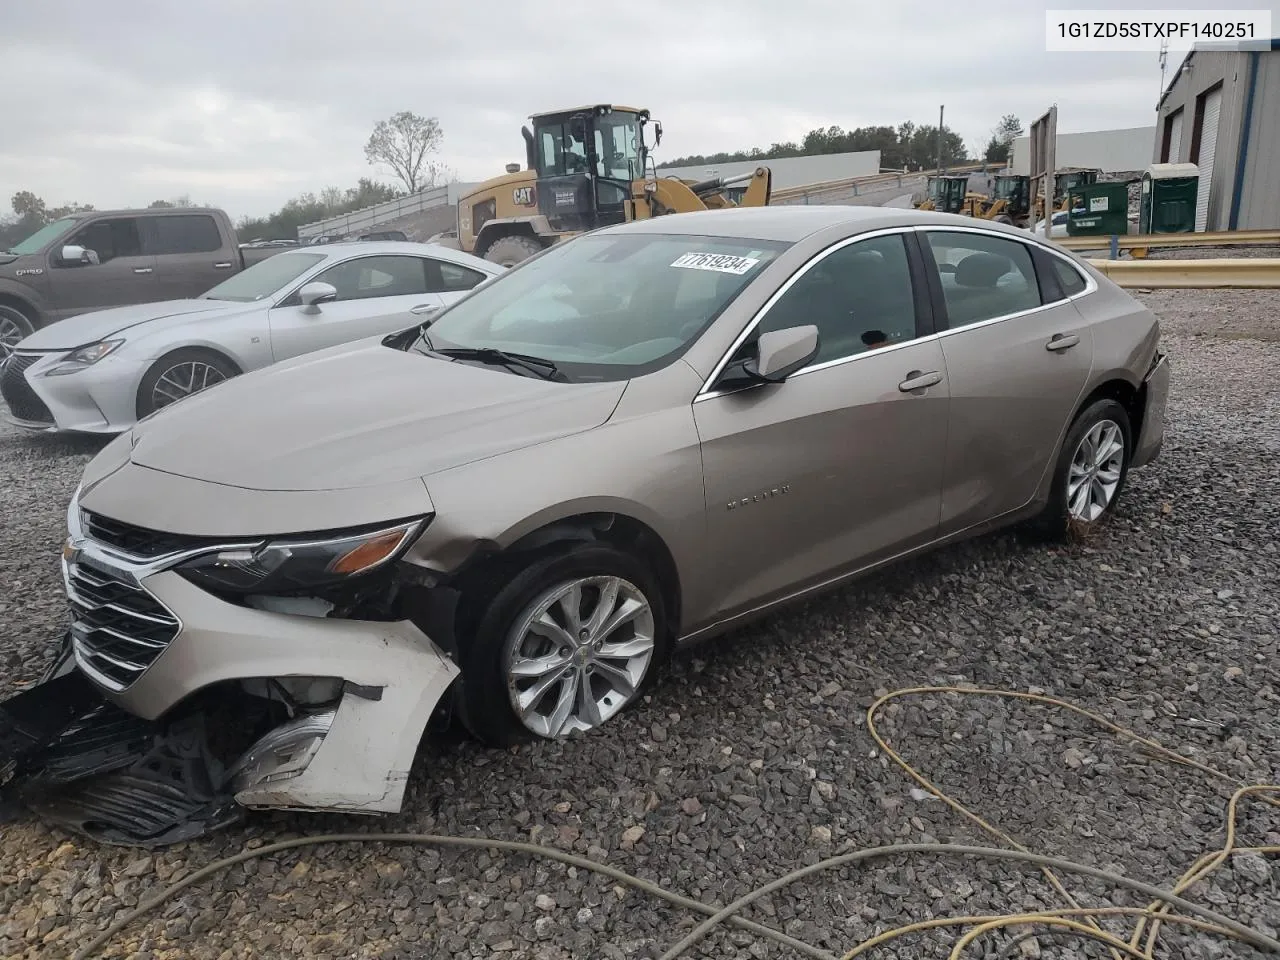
[1084,257,1280,288]
[297,185,454,239]
[1060,228,1280,258]
[770,162,999,205]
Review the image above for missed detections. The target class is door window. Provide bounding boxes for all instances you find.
[309,255,430,301]
[749,232,920,367]
[428,260,488,293]
[146,214,223,254]
[65,218,142,264]
[923,231,1042,329]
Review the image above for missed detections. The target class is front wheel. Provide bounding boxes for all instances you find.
[0,304,36,360]
[1035,398,1132,540]
[482,235,543,267]
[136,348,239,420]
[455,545,668,747]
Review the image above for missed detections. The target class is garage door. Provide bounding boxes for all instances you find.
[1194,88,1221,231]
[1167,111,1183,161]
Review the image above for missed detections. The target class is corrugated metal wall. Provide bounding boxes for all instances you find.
[1009,127,1156,175]
[656,150,881,190]
[1239,51,1280,229]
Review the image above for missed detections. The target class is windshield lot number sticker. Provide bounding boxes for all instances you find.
[671,252,760,275]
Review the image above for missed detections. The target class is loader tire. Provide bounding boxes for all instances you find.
[483,235,544,267]
[994,214,1014,225]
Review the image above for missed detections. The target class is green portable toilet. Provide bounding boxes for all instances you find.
[1139,163,1199,234]
[1066,181,1129,237]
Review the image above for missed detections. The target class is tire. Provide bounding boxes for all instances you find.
[454,544,669,747]
[0,302,37,359]
[483,235,543,267]
[1034,399,1132,541]
[994,214,1014,225]
[135,347,240,420]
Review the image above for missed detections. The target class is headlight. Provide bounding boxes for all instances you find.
[44,339,124,376]
[177,518,427,595]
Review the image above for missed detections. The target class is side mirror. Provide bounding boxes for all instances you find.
[60,245,97,266]
[742,325,819,382]
[298,281,338,311]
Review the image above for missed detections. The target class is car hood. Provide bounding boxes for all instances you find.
[18,299,250,350]
[127,341,628,491]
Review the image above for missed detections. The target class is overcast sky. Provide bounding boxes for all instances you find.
[2,0,1276,221]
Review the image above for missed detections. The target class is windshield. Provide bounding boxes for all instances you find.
[201,252,325,301]
[6,217,80,255]
[418,232,790,382]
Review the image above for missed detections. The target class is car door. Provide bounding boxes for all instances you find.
[45,216,158,318]
[267,253,444,362]
[143,213,231,299]
[693,229,950,620]
[917,227,1094,536]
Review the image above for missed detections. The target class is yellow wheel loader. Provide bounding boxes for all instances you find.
[450,104,773,267]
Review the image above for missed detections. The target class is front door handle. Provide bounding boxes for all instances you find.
[133,267,153,275]
[410,303,440,315]
[213,261,233,269]
[898,370,942,392]
[1046,333,1080,351]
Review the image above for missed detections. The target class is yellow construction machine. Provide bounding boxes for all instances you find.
[451,104,773,266]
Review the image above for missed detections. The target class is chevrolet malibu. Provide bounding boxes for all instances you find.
[1,206,1168,841]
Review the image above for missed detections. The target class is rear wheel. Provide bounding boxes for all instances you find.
[136,347,239,419]
[454,544,668,747]
[483,235,543,267]
[0,303,36,360]
[1035,399,1132,540]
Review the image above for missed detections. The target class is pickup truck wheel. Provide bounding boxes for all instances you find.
[136,348,240,419]
[455,544,669,747]
[483,235,543,267]
[0,304,36,360]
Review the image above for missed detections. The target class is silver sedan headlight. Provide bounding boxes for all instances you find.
[43,339,125,376]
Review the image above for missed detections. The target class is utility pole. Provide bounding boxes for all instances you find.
[937,105,945,174]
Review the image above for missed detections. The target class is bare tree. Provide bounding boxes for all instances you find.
[364,111,445,193]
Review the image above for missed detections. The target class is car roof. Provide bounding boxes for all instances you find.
[292,240,503,272]
[595,205,1018,243]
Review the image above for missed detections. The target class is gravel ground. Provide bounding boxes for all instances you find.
[2,287,1279,959]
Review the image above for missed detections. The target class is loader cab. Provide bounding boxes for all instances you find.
[528,104,652,232]
[929,175,970,214]
[993,174,1030,217]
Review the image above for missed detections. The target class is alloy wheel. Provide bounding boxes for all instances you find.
[0,311,28,361]
[504,575,656,738]
[1067,419,1125,521]
[151,361,228,409]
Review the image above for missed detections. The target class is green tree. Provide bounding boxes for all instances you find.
[364,111,445,193]
[983,114,1024,164]
[11,190,46,222]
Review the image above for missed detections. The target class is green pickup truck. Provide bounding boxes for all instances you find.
[0,207,281,354]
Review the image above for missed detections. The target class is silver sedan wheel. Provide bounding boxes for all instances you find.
[504,575,656,738]
[1068,419,1125,521]
[151,361,228,409]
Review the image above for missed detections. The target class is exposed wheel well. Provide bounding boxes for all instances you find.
[450,512,683,642]
[475,224,541,258]
[0,294,39,325]
[1074,377,1144,442]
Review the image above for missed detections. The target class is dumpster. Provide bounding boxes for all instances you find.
[1066,181,1129,237]
[1139,163,1199,233]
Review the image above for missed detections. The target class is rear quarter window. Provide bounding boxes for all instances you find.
[1051,258,1088,297]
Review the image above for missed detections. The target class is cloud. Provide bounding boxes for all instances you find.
[1,0,1275,219]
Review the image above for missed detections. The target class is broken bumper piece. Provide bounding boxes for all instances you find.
[1,600,461,845]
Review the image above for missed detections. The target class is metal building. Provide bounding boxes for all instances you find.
[655,150,882,191]
[1154,38,1280,230]
[1008,126,1156,176]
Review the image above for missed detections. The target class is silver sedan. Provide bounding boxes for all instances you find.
[0,241,505,434]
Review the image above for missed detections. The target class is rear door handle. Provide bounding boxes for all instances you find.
[133,267,153,274]
[1046,333,1080,351]
[410,303,440,315]
[213,261,233,269]
[898,370,942,392]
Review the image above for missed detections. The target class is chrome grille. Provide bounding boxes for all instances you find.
[80,510,231,560]
[66,558,180,689]
[0,353,53,424]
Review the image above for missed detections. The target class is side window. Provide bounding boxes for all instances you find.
[148,215,223,255]
[428,260,488,293]
[923,231,1042,329]
[311,256,428,301]
[1051,257,1088,297]
[751,233,919,367]
[66,218,142,264]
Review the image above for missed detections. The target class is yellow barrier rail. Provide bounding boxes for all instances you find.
[1084,257,1280,289]
[1061,228,1280,253]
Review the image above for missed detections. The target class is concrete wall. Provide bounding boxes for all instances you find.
[656,150,881,190]
[1008,127,1156,176]
[1154,45,1280,230]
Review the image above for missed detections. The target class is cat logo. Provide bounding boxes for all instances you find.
[513,186,534,206]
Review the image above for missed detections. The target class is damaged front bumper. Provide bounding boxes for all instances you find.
[0,546,460,845]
